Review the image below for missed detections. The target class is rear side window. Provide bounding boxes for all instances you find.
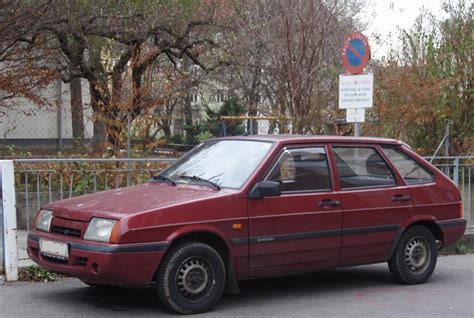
[266,147,331,192]
[382,147,434,184]
[332,147,396,189]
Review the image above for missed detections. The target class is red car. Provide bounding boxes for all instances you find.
[28,136,466,314]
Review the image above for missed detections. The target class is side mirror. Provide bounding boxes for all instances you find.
[248,181,281,199]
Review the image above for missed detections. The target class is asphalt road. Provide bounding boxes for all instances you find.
[1,254,473,317]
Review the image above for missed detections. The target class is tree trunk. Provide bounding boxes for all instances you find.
[70,78,85,148]
[183,94,193,143]
[107,122,123,155]
[89,82,106,152]
[162,122,171,138]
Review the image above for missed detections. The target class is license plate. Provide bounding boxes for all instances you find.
[39,239,69,260]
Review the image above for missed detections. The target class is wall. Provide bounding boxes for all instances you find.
[0,79,93,147]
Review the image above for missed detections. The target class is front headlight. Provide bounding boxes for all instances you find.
[35,209,53,232]
[84,218,117,243]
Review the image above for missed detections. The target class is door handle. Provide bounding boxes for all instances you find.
[319,199,340,207]
[392,194,411,202]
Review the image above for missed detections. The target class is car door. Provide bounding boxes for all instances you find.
[330,145,413,263]
[248,145,342,274]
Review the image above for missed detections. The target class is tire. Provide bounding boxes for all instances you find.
[388,225,437,284]
[156,242,226,314]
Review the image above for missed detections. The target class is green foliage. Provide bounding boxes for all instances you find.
[165,134,186,145]
[19,265,60,282]
[74,173,95,193]
[454,244,472,255]
[205,97,246,137]
[195,131,214,143]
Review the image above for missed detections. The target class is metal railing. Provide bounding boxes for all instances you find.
[3,154,472,275]
[13,156,474,233]
[427,156,473,233]
[14,158,176,231]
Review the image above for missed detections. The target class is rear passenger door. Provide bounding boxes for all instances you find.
[331,145,413,263]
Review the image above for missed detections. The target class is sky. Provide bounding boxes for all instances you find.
[365,0,446,59]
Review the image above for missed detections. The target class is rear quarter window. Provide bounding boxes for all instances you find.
[382,146,434,184]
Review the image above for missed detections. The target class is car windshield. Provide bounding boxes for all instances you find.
[162,140,273,189]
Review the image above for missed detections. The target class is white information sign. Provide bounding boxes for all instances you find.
[339,73,373,109]
[346,108,365,123]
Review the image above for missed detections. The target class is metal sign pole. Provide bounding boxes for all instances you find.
[354,122,361,137]
[126,111,132,187]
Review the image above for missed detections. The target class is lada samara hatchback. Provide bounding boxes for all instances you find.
[28,136,466,314]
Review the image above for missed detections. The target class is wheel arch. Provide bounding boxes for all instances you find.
[156,225,239,292]
[386,217,444,261]
[166,227,232,266]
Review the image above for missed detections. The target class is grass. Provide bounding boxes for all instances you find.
[454,244,473,255]
[18,265,63,282]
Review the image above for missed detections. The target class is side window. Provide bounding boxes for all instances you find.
[266,147,331,192]
[382,146,434,184]
[332,147,396,189]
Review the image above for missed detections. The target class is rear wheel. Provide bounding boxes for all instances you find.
[388,225,437,284]
[156,242,226,314]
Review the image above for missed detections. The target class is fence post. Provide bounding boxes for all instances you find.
[444,122,450,176]
[1,160,18,281]
[453,157,459,186]
[127,111,131,186]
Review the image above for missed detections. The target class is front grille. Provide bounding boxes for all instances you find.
[42,254,68,264]
[51,225,81,238]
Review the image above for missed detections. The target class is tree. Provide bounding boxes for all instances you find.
[371,0,473,155]
[70,78,85,147]
[228,0,366,134]
[0,1,58,109]
[36,0,229,154]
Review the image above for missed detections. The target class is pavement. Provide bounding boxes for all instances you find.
[17,230,33,268]
[1,254,474,317]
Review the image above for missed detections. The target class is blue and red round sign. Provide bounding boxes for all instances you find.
[342,32,371,75]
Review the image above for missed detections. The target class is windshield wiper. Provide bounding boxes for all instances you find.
[152,174,176,186]
[179,175,221,190]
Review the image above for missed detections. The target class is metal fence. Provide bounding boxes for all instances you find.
[14,158,175,231]
[13,156,474,233]
[2,154,472,276]
[427,156,473,233]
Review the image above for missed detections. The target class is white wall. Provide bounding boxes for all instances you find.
[0,79,93,140]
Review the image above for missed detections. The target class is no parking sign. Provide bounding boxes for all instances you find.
[342,32,371,75]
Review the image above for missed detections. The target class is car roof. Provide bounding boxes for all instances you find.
[211,135,404,146]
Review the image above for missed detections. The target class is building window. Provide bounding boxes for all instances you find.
[216,90,225,103]
[190,90,199,103]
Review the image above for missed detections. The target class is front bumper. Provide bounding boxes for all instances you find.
[27,231,169,285]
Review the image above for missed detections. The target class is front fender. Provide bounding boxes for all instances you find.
[166,224,233,253]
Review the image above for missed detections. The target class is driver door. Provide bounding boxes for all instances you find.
[248,145,342,275]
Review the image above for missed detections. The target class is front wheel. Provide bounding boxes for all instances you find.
[388,225,437,284]
[156,242,226,314]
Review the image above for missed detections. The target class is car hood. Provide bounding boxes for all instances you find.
[45,182,229,222]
